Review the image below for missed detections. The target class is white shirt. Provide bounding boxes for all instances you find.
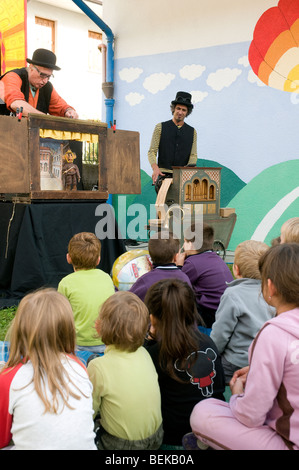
[8,357,96,450]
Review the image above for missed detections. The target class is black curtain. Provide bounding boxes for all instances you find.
[0,201,125,308]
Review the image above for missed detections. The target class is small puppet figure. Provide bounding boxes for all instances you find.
[62,150,81,190]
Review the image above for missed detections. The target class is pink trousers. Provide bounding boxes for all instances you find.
[190,398,296,450]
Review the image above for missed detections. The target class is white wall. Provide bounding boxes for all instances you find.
[27,0,104,120]
[103,0,276,58]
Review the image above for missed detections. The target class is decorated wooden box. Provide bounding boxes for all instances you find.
[0,114,140,201]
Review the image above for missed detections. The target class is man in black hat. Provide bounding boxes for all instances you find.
[148,91,197,192]
[0,48,78,118]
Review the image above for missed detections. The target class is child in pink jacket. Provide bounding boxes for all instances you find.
[186,243,299,450]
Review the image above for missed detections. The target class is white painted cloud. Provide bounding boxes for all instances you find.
[179,64,206,81]
[238,55,250,68]
[206,68,242,91]
[143,72,175,94]
[125,92,145,106]
[190,90,208,103]
[247,69,266,87]
[119,67,143,83]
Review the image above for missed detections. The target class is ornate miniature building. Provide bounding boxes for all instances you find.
[166,166,221,217]
[149,166,236,253]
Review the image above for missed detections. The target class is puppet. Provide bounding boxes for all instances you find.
[62,150,80,191]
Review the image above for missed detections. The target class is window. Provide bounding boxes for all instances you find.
[193,179,200,200]
[88,30,102,72]
[185,183,191,201]
[209,184,215,200]
[35,17,55,52]
[201,179,208,199]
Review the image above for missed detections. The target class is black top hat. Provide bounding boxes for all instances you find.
[27,48,61,71]
[171,91,193,109]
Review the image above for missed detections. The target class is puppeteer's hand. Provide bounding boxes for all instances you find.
[64,108,79,119]
[151,163,165,184]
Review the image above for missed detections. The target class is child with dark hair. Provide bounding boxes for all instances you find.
[176,223,233,328]
[188,243,299,450]
[130,231,191,302]
[144,278,225,447]
[87,291,163,450]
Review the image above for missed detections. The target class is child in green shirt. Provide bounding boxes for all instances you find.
[87,291,163,450]
[58,232,115,354]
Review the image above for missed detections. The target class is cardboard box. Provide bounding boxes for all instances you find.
[220,208,235,217]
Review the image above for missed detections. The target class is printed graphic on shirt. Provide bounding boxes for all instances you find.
[175,348,217,397]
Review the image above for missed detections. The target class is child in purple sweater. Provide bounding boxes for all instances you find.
[130,231,191,302]
[176,223,233,328]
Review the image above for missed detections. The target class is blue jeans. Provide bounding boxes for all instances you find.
[76,344,106,354]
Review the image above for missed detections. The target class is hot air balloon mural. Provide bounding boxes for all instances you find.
[249,0,299,93]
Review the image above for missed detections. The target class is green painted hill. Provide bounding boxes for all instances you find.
[197,158,245,207]
[227,159,299,250]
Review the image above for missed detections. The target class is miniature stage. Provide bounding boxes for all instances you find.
[0,114,141,307]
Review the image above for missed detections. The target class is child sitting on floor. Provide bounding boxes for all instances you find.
[87,291,163,450]
[144,278,225,448]
[130,230,191,302]
[186,243,299,450]
[0,288,96,450]
[211,240,276,383]
[58,232,115,355]
[176,223,233,328]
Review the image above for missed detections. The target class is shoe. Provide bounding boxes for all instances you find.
[182,433,210,450]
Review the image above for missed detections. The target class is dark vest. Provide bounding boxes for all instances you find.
[0,67,53,115]
[158,119,194,170]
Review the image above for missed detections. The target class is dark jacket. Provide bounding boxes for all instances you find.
[157,119,194,170]
[144,330,225,445]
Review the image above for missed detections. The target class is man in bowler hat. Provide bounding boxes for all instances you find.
[148,91,197,192]
[0,48,78,118]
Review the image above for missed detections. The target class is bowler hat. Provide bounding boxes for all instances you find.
[171,91,193,109]
[27,48,61,71]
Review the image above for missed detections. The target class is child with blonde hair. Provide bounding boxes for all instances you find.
[0,289,96,450]
[58,232,115,355]
[280,217,299,243]
[87,291,163,450]
[211,240,275,383]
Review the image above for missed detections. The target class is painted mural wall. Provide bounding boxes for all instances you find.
[103,0,299,250]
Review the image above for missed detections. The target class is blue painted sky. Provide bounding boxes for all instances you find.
[113,41,299,184]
